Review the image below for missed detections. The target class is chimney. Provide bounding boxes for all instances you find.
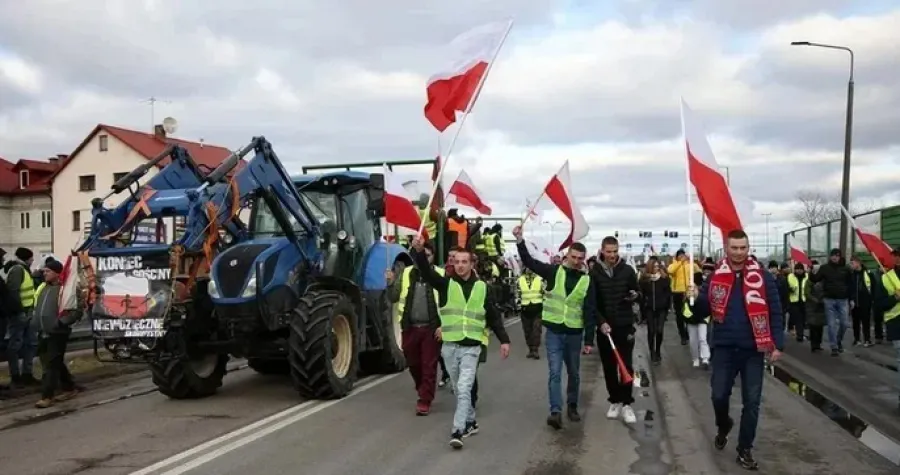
[57,154,68,161]
[48,157,58,164]
[154,124,166,140]
[199,138,204,148]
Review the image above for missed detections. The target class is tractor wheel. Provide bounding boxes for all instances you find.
[361,260,408,375]
[248,358,290,375]
[289,290,359,399]
[149,352,228,399]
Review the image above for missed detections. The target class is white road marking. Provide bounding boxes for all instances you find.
[132,317,523,475]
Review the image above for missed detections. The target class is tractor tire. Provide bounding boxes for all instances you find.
[289,290,359,399]
[149,353,228,400]
[248,358,290,375]
[361,260,407,375]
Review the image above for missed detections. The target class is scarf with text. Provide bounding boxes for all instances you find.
[708,257,774,352]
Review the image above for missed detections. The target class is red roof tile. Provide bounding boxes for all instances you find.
[0,157,63,196]
[52,124,240,181]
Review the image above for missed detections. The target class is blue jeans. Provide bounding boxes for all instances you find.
[824,298,850,349]
[710,347,765,450]
[545,329,582,413]
[6,312,37,378]
[441,342,481,433]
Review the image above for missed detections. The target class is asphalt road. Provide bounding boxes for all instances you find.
[0,319,897,475]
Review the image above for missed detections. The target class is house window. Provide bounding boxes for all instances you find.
[19,212,30,229]
[72,210,81,231]
[19,170,29,189]
[99,134,109,152]
[79,175,96,192]
[113,172,128,183]
[41,210,51,228]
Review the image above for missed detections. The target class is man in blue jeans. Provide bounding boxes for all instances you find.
[809,248,853,356]
[4,247,38,388]
[690,229,783,471]
[512,225,597,430]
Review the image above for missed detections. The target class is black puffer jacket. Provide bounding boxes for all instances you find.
[639,275,671,312]
[810,259,852,300]
[590,258,639,329]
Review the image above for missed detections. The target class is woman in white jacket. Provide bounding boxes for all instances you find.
[685,262,715,369]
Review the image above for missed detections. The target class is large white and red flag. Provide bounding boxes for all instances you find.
[447,169,492,215]
[424,20,512,132]
[540,160,589,250]
[383,164,424,237]
[787,233,812,267]
[840,205,893,268]
[681,98,744,235]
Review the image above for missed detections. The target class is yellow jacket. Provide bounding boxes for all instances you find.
[667,260,701,293]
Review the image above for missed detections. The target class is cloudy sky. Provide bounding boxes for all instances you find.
[1,1,898,255]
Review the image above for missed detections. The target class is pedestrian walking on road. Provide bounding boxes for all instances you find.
[786,263,808,342]
[585,236,640,425]
[689,229,784,471]
[849,256,874,347]
[517,267,544,359]
[808,248,853,356]
[410,236,510,450]
[685,264,712,370]
[386,241,444,416]
[805,261,826,352]
[34,259,82,408]
[639,259,670,365]
[3,247,38,388]
[876,249,900,412]
[668,249,700,346]
[512,226,596,430]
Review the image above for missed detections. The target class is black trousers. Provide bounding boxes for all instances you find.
[672,292,689,341]
[645,308,666,355]
[809,325,824,350]
[521,304,543,350]
[788,302,806,339]
[597,326,635,405]
[873,309,885,340]
[37,332,75,399]
[852,305,872,343]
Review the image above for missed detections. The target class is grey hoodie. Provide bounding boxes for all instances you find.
[34,281,68,335]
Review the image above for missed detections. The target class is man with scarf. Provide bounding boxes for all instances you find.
[689,229,784,471]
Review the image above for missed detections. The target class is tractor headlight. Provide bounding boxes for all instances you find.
[208,279,220,298]
[337,230,348,241]
[241,275,258,298]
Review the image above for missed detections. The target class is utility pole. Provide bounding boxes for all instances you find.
[762,213,772,256]
[141,96,172,129]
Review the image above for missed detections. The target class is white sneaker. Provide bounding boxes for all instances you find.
[606,403,622,419]
[622,405,637,424]
[692,359,700,368]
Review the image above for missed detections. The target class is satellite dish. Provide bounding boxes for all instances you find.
[162,117,178,135]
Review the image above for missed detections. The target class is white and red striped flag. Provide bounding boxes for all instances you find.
[447,169,492,215]
[840,205,893,268]
[423,20,512,132]
[383,164,425,238]
[540,160,589,251]
[788,233,812,267]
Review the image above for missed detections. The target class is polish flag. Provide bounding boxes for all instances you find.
[840,205,893,267]
[383,164,425,238]
[787,233,812,268]
[541,160,589,251]
[58,254,80,316]
[424,20,512,132]
[448,169,492,215]
[681,98,744,235]
[523,198,539,221]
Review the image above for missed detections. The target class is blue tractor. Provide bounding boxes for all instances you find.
[79,137,412,400]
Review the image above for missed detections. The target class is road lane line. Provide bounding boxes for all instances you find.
[134,317,522,475]
[128,375,378,475]
[154,374,401,475]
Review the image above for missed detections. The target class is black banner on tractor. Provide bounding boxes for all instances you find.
[91,254,173,338]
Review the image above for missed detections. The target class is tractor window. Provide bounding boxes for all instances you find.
[340,189,376,253]
[252,201,305,237]
[299,191,338,224]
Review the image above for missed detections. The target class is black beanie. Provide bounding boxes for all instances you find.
[45,259,63,274]
[15,247,33,262]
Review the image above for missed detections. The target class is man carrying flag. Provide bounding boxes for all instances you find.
[512,225,597,429]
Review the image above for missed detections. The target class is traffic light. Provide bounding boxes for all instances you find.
[615,231,619,238]
[664,230,668,237]
[671,231,679,238]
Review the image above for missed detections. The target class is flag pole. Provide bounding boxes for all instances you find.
[417,19,515,237]
[680,98,695,305]
[519,159,567,225]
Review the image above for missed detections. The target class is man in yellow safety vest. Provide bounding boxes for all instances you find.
[513,225,597,429]
[3,247,38,388]
[879,249,900,411]
[410,235,510,450]
[518,267,544,359]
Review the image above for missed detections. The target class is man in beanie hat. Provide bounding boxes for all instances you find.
[809,248,853,356]
[34,259,82,408]
[3,247,38,387]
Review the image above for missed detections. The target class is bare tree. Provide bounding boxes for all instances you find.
[792,191,882,226]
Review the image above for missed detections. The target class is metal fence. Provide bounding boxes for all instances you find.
[784,205,899,267]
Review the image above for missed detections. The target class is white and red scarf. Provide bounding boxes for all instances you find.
[707,257,774,352]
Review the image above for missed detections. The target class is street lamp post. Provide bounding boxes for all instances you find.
[791,41,855,256]
[762,212,772,257]
[542,220,564,245]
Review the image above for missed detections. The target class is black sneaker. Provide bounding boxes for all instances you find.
[831,348,840,357]
[438,377,450,388]
[462,420,479,437]
[736,448,759,470]
[449,431,464,449]
[567,404,581,422]
[838,344,844,353]
[547,412,563,430]
[714,417,733,450]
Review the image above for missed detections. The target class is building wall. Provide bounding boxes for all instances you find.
[52,133,153,255]
[0,194,53,255]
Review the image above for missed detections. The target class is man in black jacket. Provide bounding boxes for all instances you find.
[849,256,874,347]
[809,248,853,356]
[584,236,640,424]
